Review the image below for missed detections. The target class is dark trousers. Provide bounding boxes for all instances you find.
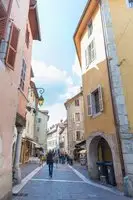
[48,163,53,177]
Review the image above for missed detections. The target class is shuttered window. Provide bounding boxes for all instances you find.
[75,99,79,106]
[25,25,29,48]
[6,23,19,70]
[87,94,92,116]
[20,59,27,91]
[76,131,81,141]
[85,40,96,68]
[0,17,7,40]
[75,113,80,122]
[87,85,104,117]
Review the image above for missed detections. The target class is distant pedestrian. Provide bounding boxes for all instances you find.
[46,150,54,178]
[39,149,44,167]
[54,154,59,168]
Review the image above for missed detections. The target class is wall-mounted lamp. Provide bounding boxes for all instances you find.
[36,88,45,106]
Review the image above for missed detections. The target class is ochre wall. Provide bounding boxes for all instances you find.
[109,0,133,132]
[82,60,116,139]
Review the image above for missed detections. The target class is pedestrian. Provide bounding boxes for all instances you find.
[46,150,54,178]
[39,149,44,167]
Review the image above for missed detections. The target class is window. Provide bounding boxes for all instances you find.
[25,25,29,48]
[75,113,80,122]
[37,127,39,132]
[85,40,96,67]
[127,0,133,7]
[76,131,81,141]
[88,21,93,38]
[20,59,26,91]
[87,85,103,117]
[27,121,29,133]
[6,23,20,70]
[38,118,41,123]
[75,99,79,106]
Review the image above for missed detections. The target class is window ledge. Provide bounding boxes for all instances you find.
[92,112,102,118]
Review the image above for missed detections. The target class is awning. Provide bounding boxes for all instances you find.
[22,137,41,148]
[79,149,87,154]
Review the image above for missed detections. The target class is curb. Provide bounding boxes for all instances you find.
[12,163,45,194]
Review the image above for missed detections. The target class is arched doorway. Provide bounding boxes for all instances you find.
[88,136,116,186]
[97,137,112,162]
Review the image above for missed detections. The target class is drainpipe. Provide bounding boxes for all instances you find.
[99,0,125,177]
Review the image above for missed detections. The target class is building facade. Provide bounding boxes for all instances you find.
[59,120,68,154]
[35,110,49,154]
[0,0,41,199]
[64,91,85,160]
[20,80,39,164]
[47,124,59,152]
[74,0,133,194]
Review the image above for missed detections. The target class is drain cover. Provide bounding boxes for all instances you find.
[13,193,28,197]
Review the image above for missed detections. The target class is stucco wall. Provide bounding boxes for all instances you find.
[80,6,116,139]
[108,0,133,133]
[0,0,32,199]
[82,60,116,138]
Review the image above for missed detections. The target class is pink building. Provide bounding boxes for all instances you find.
[0,0,41,199]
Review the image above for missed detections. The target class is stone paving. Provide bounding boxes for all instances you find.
[21,163,39,179]
[13,164,131,200]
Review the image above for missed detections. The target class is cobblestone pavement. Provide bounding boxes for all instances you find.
[13,164,131,200]
[21,163,39,179]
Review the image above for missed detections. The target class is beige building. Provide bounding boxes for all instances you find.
[64,90,85,160]
[0,0,41,199]
[73,0,133,194]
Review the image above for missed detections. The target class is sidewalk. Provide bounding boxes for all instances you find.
[20,163,39,180]
[72,162,89,179]
[72,162,120,191]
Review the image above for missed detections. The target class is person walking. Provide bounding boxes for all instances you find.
[39,149,44,167]
[46,150,54,178]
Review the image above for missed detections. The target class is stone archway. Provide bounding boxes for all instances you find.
[86,132,123,189]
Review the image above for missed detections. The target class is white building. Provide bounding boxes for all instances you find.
[35,110,49,153]
[59,120,68,154]
[47,120,68,154]
[47,124,59,152]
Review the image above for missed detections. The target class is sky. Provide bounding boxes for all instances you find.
[32,0,87,126]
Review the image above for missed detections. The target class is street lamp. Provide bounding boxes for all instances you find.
[27,87,45,112]
[36,88,45,106]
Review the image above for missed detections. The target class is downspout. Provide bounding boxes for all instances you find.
[99,0,125,177]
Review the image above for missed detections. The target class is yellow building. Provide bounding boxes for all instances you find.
[74,0,133,195]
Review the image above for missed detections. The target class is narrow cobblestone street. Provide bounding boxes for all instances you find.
[13,164,131,200]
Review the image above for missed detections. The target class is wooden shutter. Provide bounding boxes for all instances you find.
[85,48,88,68]
[87,93,92,116]
[0,17,7,40]
[98,85,104,112]
[6,23,20,70]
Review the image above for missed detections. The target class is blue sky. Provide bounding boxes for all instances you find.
[32,0,87,126]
